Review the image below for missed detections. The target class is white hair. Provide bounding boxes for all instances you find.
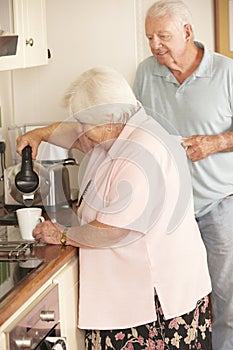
[62,66,138,125]
[146,0,194,34]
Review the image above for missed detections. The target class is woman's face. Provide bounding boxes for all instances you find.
[83,124,123,144]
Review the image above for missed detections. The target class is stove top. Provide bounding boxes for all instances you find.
[0,241,37,260]
[0,228,44,301]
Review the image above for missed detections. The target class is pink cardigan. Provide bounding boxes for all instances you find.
[77,109,211,329]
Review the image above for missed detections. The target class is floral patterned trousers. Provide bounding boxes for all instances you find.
[85,295,212,350]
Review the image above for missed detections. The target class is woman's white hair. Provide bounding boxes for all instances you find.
[62,66,138,125]
[146,0,194,34]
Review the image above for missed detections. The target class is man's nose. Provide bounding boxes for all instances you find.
[150,35,162,49]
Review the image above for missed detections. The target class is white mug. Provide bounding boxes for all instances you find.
[16,207,45,240]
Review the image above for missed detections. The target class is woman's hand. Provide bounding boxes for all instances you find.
[16,128,45,160]
[33,220,62,245]
[16,122,64,160]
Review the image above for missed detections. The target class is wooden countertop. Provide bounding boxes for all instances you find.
[0,239,78,326]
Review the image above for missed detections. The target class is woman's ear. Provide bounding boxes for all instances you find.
[105,123,113,132]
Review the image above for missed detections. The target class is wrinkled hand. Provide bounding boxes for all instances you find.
[182,135,221,162]
[33,220,62,245]
[16,131,42,160]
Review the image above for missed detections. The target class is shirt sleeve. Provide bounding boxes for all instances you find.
[133,62,143,101]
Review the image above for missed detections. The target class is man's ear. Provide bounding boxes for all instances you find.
[184,24,193,41]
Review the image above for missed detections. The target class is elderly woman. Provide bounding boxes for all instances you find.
[17,66,212,349]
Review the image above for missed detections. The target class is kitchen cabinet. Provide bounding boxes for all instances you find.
[0,254,82,350]
[54,254,85,350]
[0,0,48,71]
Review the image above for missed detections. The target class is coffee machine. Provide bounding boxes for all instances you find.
[3,124,79,216]
[4,151,77,211]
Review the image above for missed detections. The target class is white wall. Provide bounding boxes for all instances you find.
[12,0,138,125]
[11,0,214,125]
[0,0,215,164]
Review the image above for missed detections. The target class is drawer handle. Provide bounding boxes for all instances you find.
[15,338,32,348]
[40,310,55,322]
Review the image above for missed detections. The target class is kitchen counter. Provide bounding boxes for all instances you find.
[0,226,78,326]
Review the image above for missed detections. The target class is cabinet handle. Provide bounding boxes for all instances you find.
[40,310,55,322]
[26,38,34,46]
[15,338,32,348]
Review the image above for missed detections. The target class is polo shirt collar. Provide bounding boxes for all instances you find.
[152,41,213,81]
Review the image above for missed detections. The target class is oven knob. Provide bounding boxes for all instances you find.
[40,310,55,322]
[15,338,32,348]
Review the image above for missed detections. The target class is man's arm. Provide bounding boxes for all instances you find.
[182,131,233,162]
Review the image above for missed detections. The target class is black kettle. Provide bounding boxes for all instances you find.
[15,145,39,194]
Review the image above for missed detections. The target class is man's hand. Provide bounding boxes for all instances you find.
[182,134,222,162]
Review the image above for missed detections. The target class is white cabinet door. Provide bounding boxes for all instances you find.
[53,256,84,350]
[13,0,48,68]
[0,0,23,70]
[0,0,48,71]
[0,42,22,71]
[0,331,7,350]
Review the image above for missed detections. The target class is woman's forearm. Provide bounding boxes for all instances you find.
[66,220,142,248]
[17,121,91,159]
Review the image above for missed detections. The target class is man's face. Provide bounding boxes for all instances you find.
[145,14,189,68]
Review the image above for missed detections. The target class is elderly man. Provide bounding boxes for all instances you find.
[133,1,233,349]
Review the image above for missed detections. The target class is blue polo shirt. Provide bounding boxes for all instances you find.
[133,42,233,217]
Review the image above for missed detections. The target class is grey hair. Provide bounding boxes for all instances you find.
[146,0,194,34]
[61,66,138,124]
